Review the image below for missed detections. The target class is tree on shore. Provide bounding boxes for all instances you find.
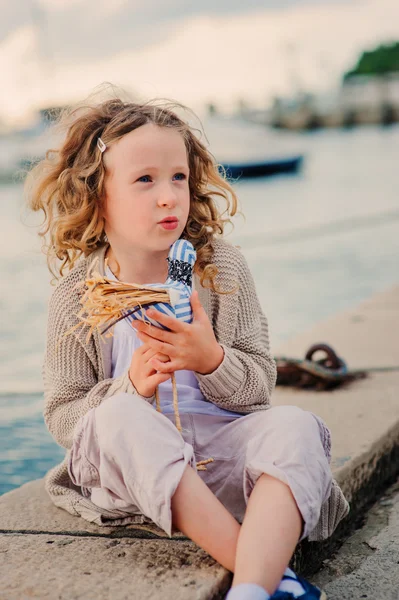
[344,41,399,80]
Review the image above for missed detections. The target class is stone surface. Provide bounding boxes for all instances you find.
[310,477,399,600]
[272,371,399,499]
[0,534,231,600]
[0,479,185,539]
[274,284,399,370]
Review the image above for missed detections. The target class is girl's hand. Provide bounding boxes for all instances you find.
[131,290,224,375]
[128,343,171,398]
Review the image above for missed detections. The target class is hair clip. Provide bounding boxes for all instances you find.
[97,137,106,153]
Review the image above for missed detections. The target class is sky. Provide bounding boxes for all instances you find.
[0,0,398,126]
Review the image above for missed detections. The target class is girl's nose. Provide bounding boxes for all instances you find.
[158,184,178,208]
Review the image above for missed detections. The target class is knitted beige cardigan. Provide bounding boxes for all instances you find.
[43,237,349,541]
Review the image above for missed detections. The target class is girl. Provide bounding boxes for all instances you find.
[26,96,349,600]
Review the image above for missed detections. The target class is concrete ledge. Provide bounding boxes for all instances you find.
[1,534,230,600]
[309,477,399,599]
[0,479,187,540]
[1,285,398,597]
[274,285,399,371]
[274,285,399,574]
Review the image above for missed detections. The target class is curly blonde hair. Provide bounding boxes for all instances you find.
[25,94,239,291]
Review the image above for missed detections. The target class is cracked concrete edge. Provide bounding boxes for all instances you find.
[0,528,187,540]
[0,535,233,600]
[309,477,399,599]
[294,430,399,576]
[0,476,193,539]
[334,419,399,497]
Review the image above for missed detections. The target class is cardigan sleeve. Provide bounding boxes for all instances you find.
[43,276,155,450]
[195,243,277,412]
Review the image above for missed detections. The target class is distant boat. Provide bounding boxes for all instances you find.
[219,155,303,179]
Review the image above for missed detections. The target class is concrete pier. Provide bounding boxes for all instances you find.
[310,476,399,599]
[1,285,398,599]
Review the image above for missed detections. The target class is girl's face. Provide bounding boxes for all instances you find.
[102,123,190,254]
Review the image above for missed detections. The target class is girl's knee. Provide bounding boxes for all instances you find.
[266,405,320,434]
[94,392,183,454]
[280,407,331,458]
[96,392,150,424]
[250,406,327,458]
[94,392,156,441]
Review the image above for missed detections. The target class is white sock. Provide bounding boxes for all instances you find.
[225,583,270,600]
[277,567,306,597]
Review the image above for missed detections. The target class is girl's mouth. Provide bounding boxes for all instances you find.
[158,217,178,230]
[159,221,178,230]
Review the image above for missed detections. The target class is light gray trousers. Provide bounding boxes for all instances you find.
[68,393,333,540]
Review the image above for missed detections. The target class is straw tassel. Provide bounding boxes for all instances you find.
[68,272,185,434]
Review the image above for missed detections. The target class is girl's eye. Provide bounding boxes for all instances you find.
[173,173,186,181]
[137,173,187,183]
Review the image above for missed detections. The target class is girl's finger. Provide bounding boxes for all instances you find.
[155,353,170,363]
[150,358,177,373]
[142,347,169,362]
[145,308,186,334]
[142,345,157,359]
[139,344,151,359]
[132,320,174,344]
[143,354,163,378]
[141,341,165,357]
[149,372,172,387]
[142,351,170,380]
[138,331,175,357]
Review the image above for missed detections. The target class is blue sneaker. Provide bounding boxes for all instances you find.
[271,570,327,600]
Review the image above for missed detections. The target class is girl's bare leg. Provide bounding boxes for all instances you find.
[171,465,240,572]
[232,473,302,595]
[172,469,302,596]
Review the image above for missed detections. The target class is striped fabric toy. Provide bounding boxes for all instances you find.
[124,238,197,330]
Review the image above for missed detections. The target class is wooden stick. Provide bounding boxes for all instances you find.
[155,386,161,413]
[171,373,182,432]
